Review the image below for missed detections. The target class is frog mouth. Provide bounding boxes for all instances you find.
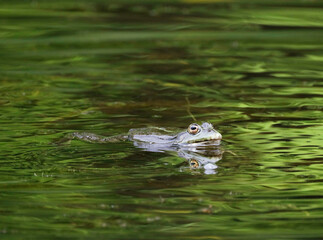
[197,139,221,144]
[187,135,222,144]
[184,139,222,146]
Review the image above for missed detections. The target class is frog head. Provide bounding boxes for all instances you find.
[175,122,222,145]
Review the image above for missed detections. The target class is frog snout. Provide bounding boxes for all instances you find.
[210,129,222,140]
[212,130,222,140]
[218,133,222,140]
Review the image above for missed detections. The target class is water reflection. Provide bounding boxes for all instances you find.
[133,140,223,174]
[178,149,223,175]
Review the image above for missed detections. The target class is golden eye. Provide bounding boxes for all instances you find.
[188,124,200,135]
[190,159,199,169]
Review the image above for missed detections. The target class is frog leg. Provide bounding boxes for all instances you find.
[58,132,127,144]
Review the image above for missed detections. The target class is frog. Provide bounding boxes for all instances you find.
[62,122,223,173]
[66,122,222,147]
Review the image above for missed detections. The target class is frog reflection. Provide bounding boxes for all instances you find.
[178,149,223,175]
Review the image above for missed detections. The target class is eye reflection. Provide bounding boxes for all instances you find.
[189,159,199,169]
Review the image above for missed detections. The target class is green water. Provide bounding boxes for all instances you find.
[1,0,323,239]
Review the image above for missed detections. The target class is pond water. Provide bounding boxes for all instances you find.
[1,0,323,239]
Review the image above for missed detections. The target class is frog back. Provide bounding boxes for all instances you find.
[127,127,179,144]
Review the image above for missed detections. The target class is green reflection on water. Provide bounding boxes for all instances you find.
[0,0,323,239]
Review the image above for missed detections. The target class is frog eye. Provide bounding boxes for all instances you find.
[190,159,199,169]
[188,123,200,135]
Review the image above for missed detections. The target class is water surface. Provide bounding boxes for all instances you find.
[0,0,323,239]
